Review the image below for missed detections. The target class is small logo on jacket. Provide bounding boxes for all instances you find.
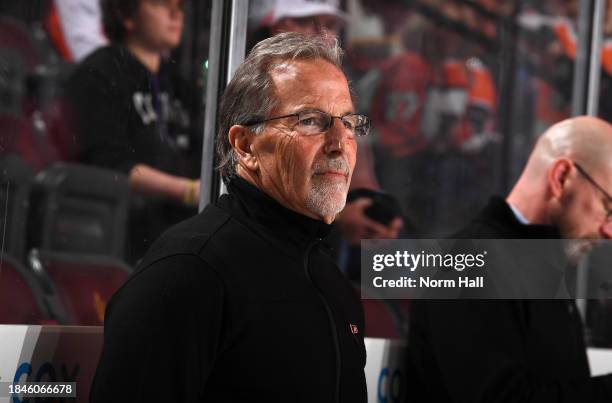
[349,324,359,335]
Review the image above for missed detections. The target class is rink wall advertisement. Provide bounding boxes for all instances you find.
[0,326,404,403]
[1,325,611,402]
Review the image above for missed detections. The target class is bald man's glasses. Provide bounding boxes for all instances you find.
[244,109,371,137]
[573,162,612,221]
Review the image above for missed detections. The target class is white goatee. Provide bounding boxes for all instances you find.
[305,158,349,218]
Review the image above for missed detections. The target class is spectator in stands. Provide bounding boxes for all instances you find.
[250,0,347,45]
[356,1,499,236]
[91,32,367,402]
[65,0,199,263]
[47,0,108,62]
[409,116,612,402]
[360,15,446,233]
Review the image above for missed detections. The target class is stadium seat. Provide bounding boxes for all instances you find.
[0,254,55,324]
[27,162,129,258]
[356,283,410,339]
[0,154,34,260]
[361,298,411,339]
[28,249,131,325]
[0,16,41,70]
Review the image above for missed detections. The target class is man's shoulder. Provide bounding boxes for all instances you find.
[454,197,560,239]
[113,204,232,296]
[453,197,518,239]
[135,200,266,270]
[71,46,116,76]
[138,203,233,265]
[69,46,141,90]
[454,219,510,239]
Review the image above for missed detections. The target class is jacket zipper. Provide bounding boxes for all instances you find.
[303,240,341,403]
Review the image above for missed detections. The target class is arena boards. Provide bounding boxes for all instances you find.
[2,325,611,403]
[0,326,406,403]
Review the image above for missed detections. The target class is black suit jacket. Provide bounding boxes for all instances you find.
[407,197,612,402]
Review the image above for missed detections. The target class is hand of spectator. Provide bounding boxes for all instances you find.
[129,164,201,208]
[337,198,403,245]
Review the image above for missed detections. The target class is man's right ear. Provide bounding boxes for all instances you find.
[548,158,573,200]
[228,125,258,172]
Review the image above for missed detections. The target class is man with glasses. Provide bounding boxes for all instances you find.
[408,116,612,402]
[91,32,368,402]
[248,0,404,254]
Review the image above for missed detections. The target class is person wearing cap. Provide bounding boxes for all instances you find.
[251,0,347,40]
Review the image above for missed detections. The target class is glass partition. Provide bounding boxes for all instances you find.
[343,0,579,237]
[0,0,212,326]
[244,0,610,342]
[0,0,610,349]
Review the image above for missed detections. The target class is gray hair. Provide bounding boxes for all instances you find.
[216,32,344,180]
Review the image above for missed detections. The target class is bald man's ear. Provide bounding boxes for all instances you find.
[228,125,258,172]
[548,158,573,199]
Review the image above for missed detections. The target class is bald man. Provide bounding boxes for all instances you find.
[408,117,612,402]
[508,116,612,257]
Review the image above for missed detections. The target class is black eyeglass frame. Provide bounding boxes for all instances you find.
[573,161,612,220]
[241,109,372,137]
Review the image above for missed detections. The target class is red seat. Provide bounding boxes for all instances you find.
[0,255,49,324]
[362,298,401,338]
[29,250,131,325]
[0,155,34,260]
[356,283,411,339]
[27,162,129,258]
[0,114,59,170]
[0,16,41,70]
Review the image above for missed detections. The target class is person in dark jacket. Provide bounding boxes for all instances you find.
[408,116,612,402]
[90,32,370,402]
[65,0,199,263]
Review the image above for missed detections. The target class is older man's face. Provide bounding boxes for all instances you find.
[249,59,356,223]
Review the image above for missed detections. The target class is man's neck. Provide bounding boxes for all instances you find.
[235,170,336,224]
[507,202,529,224]
[125,41,161,73]
[506,192,550,226]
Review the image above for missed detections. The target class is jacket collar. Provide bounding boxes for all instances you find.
[476,197,572,297]
[222,176,333,244]
[478,196,562,239]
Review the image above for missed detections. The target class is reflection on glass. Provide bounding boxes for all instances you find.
[0,1,211,325]
[245,0,595,340]
[345,0,580,238]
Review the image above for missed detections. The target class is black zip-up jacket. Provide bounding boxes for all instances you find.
[408,197,612,403]
[90,177,367,403]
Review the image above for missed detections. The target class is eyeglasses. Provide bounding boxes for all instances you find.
[573,161,612,221]
[243,109,371,137]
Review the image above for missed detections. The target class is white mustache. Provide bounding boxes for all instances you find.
[311,158,349,176]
